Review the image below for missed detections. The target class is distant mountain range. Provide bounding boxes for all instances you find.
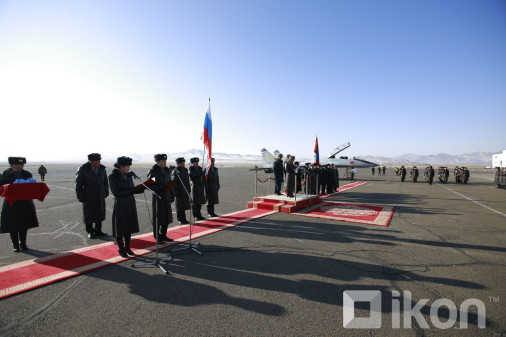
[7,149,500,166]
[127,149,499,166]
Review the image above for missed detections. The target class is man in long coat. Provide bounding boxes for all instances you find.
[189,157,206,221]
[285,155,296,197]
[75,153,109,238]
[147,154,175,243]
[1,157,39,252]
[273,153,284,196]
[400,165,407,182]
[173,157,191,224]
[204,158,220,217]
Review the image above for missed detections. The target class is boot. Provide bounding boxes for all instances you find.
[177,211,189,225]
[207,205,218,217]
[94,222,107,236]
[19,230,29,251]
[194,205,205,221]
[159,225,173,242]
[116,237,128,258]
[124,235,135,256]
[10,232,20,252]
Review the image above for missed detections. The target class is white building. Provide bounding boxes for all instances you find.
[492,150,506,168]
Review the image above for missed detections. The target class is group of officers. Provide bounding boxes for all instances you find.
[495,167,506,189]
[273,153,340,197]
[1,153,220,258]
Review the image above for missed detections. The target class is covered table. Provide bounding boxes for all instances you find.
[0,183,50,205]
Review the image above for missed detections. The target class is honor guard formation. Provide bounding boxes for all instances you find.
[1,153,220,258]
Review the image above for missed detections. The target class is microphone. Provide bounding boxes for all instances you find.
[131,172,140,180]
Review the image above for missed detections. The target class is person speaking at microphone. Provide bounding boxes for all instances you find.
[108,156,144,258]
[147,154,175,243]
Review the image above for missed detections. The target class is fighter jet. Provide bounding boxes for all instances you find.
[254,142,378,173]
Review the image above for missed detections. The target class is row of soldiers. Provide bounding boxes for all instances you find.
[1,153,220,256]
[273,154,340,197]
[495,167,506,189]
[453,166,470,184]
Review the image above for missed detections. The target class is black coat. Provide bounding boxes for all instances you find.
[285,162,296,193]
[1,169,39,233]
[147,164,174,226]
[75,162,109,223]
[173,166,191,211]
[189,166,206,206]
[108,169,143,236]
[273,159,284,183]
[204,166,220,205]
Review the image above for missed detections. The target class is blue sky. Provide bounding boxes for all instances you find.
[0,0,504,162]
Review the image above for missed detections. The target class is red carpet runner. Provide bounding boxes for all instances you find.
[0,208,276,300]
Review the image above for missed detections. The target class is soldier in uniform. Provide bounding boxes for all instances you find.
[495,167,501,188]
[411,166,419,183]
[461,167,470,184]
[400,165,406,182]
[189,157,206,220]
[428,166,435,185]
[273,153,284,196]
[147,154,175,243]
[204,158,220,217]
[285,155,296,197]
[501,168,506,189]
[454,166,461,183]
[75,153,109,239]
[108,156,144,258]
[294,161,303,193]
[1,157,39,252]
[173,157,191,224]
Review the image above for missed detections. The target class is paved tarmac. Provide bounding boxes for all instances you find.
[0,165,505,336]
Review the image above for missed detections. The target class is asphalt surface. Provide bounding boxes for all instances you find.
[0,165,505,337]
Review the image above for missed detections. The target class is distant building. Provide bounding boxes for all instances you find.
[492,150,506,168]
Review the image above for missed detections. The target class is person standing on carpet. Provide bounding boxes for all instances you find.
[0,157,39,252]
[173,157,191,224]
[285,155,296,197]
[75,153,109,239]
[204,157,220,217]
[147,154,174,243]
[108,156,144,258]
[273,153,284,196]
[189,157,206,221]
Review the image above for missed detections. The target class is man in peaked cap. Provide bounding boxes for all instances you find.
[147,154,175,243]
[273,153,284,196]
[1,157,39,252]
[75,153,109,238]
[189,157,206,221]
[173,157,191,224]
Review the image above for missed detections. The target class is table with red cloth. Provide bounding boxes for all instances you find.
[0,183,50,205]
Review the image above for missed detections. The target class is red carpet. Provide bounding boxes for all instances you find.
[0,208,276,300]
[292,201,395,227]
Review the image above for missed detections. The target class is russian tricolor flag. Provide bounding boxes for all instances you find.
[314,135,319,164]
[202,99,212,177]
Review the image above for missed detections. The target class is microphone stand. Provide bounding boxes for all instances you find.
[131,173,174,274]
[171,168,203,256]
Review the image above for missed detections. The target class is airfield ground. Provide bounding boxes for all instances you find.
[0,164,505,336]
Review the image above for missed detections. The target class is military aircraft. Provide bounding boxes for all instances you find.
[253,142,378,173]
